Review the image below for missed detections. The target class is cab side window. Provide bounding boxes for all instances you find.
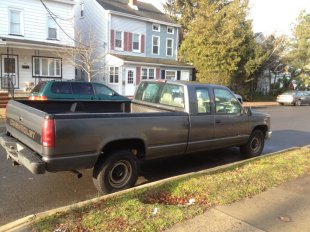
[93,83,115,96]
[214,88,241,114]
[196,88,211,113]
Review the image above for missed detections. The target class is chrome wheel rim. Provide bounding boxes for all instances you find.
[251,137,261,153]
[108,160,132,188]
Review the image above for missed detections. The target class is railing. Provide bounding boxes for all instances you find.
[8,78,14,99]
[1,75,16,99]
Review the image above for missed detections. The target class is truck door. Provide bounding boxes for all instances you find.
[187,87,215,153]
[212,88,248,147]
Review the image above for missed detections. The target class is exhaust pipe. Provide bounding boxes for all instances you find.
[70,170,83,179]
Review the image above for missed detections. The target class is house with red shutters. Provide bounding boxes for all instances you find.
[75,0,193,96]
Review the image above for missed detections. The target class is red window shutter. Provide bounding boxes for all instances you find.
[141,34,145,53]
[156,68,160,79]
[129,33,133,52]
[124,32,128,51]
[136,67,141,84]
[111,30,114,50]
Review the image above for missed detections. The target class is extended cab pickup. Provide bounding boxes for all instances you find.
[0,80,271,194]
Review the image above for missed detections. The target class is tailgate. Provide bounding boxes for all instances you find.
[6,100,46,154]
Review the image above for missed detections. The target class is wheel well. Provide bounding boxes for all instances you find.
[95,139,145,166]
[253,125,267,136]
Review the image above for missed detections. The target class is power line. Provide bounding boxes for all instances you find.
[39,0,87,47]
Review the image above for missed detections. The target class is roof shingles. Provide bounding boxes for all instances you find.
[96,0,177,25]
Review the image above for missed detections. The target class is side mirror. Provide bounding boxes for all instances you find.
[243,107,252,116]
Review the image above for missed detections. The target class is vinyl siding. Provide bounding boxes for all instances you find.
[0,48,74,90]
[146,22,178,60]
[0,0,74,46]
[110,15,146,56]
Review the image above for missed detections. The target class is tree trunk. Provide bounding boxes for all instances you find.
[88,65,91,82]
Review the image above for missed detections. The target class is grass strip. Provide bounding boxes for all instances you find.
[32,148,310,232]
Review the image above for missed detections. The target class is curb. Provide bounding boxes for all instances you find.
[1,145,308,232]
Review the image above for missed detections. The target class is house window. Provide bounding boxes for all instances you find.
[115,31,123,50]
[9,9,23,35]
[47,16,58,39]
[80,2,84,18]
[133,33,140,52]
[165,70,177,80]
[141,67,155,80]
[152,36,160,55]
[166,38,173,56]
[109,67,119,83]
[33,57,61,77]
[152,24,160,32]
[167,26,174,34]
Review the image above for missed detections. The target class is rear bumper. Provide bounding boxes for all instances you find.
[0,133,45,174]
[0,133,98,174]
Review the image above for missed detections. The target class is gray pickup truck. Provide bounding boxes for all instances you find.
[0,80,271,194]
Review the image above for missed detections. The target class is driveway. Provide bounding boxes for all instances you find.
[1,105,310,226]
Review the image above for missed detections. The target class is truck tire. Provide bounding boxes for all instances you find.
[240,129,265,158]
[93,150,139,194]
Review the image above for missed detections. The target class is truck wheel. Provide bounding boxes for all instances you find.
[93,150,139,194]
[240,130,265,158]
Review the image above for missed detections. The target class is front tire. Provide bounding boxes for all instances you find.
[240,130,265,158]
[295,100,301,106]
[93,150,139,194]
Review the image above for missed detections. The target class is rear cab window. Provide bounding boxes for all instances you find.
[135,82,185,108]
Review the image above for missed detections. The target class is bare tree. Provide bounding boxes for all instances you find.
[56,28,106,82]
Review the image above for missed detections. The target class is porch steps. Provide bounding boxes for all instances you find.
[0,92,9,109]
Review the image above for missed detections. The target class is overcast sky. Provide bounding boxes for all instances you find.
[141,0,310,37]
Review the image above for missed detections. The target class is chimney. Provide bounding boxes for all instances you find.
[128,0,139,10]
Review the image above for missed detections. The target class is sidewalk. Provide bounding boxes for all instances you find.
[3,173,310,232]
[167,174,310,232]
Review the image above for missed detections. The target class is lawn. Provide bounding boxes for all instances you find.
[32,147,310,232]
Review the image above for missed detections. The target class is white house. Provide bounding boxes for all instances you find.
[75,0,193,96]
[0,0,75,92]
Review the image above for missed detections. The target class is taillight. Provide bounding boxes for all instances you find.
[42,118,55,147]
[28,96,48,100]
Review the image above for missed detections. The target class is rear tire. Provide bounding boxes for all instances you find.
[240,130,265,158]
[93,150,139,194]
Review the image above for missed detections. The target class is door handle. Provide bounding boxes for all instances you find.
[215,119,222,124]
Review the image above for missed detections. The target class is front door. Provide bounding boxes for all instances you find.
[213,87,248,146]
[125,68,136,96]
[1,55,19,89]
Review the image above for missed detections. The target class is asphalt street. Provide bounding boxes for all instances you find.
[1,105,310,226]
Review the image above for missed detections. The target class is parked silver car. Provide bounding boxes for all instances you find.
[276,90,310,106]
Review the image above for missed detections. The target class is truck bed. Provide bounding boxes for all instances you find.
[13,100,173,114]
